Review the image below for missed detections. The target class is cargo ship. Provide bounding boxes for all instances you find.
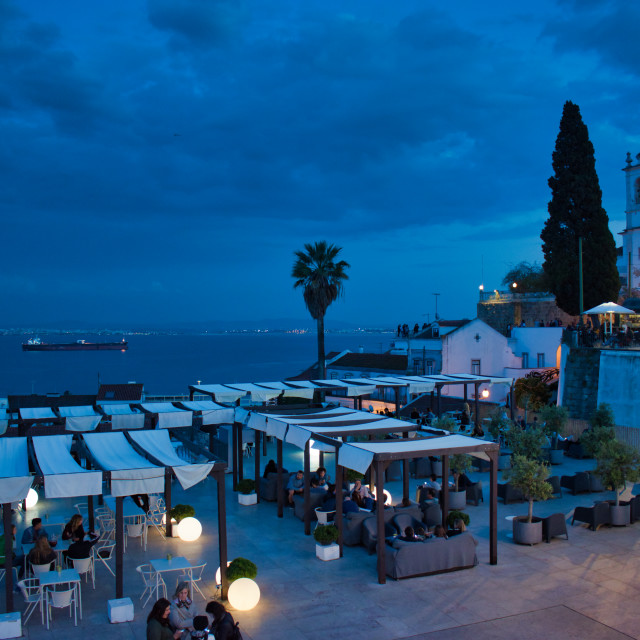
[22,338,128,351]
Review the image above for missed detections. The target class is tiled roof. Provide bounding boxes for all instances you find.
[97,383,144,401]
[287,352,341,381]
[415,319,471,339]
[329,352,407,372]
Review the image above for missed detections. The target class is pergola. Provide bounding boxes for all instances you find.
[337,435,500,583]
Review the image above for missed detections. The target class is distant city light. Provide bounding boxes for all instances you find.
[479,284,484,291]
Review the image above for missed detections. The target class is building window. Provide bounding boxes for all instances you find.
[426,360,434,375]
[522,352,529,368]
[471,359,481,375]
[343,372,353,379]
[537,353,545,367]
[413,359,421,374]
[330,372,339,379]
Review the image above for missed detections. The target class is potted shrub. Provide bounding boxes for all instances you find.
[431,416,458,434]
[594,440,640,526]
[487,407,511,443]
[539,405,568,464]
[236,478,257,506]
[503,455,553,545]
[169,504,195,537]
[227,557,258,583]
[581,403,616,458]
[514,373,550,424]
[313,524,340,561]
[448,454,472,509]
[446,510,470,529]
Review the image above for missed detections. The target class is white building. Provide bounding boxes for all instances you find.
[617,152,640,293]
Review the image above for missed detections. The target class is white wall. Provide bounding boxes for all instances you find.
[510,327,563,368]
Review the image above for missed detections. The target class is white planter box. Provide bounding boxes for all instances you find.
[238,493,258,506]
[108,597,134,623]
[0,612,21,639]
[170,518,180,537]
[315,543,340,561]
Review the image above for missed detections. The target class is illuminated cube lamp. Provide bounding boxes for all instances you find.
[25,489,38,509]
[177,517,202,542]
[227,578,260,611]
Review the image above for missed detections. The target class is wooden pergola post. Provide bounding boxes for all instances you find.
[489,450,498,565]
[474,382,480,430]
[303,440,311,535]
[375,459,386,584]
[335,463,344,557]
[231,422,238,489]
[276,439,284,518]
[254,430,261,502]
[236,422,243,483]
[441,454,449,527]
[164,467,173,537]
[3,503,14,612]
[115,496,124,598]
[215,467,229,599]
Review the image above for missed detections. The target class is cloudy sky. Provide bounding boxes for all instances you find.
[2,0,639,328]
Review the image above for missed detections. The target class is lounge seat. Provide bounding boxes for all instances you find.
[391,513,423,537]
[293,491,327,522]
[420,503,442,528]
[587,473,606,492]
[546,476,562,497]
[541,513,568,543]
[498,483,525,505]
[560,472,590,496]
[258,470,289,502]
[466,481,483,506]
[342,512,373,546]
[572,502,611,531]
[362,517,397,554]
[630,495,640,524]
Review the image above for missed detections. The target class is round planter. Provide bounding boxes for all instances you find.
[431,460,442,476]
[512,516,543,545]
[448,490,467,510]
[315,542,340,561]
[238,493,258,506]
[498,454,511,471]
[549,449,564,465]
[610,503,630,526]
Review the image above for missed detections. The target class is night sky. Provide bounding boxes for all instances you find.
[2,0,638,328]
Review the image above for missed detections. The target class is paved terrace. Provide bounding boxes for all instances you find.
[6,441,640,640]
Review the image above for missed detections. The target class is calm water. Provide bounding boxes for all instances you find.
[0,332,391,396]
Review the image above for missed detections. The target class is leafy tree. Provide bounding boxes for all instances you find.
[514,373,550,422]
[594,440,640,506]
[503,455,553,522]
[449,454,473,491]
[487,406,511,442]
[581,402,616,457]
[501,262,548,293]
[504,424,547,461]
[292,241,349,380]
[540,101,620,315]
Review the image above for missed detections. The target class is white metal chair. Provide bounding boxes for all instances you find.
[180,563,207,600]
[30,561,55,578]
[92,542,115,576]
[45,586,77,629]
[70,555,95,589]
[0,566,19,584]
[73,502,88,516]
[136,563,160,606]
[17,578,43,625]
[126,520,147,550]
[147,507,167,539]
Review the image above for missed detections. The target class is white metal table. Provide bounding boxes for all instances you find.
[150,556,193,597]
[38,568,82,625]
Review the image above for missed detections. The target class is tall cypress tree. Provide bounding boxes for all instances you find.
[541,101,620,316]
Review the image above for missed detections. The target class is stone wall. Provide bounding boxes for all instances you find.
[561,348,601,420]
[478,297,576,335]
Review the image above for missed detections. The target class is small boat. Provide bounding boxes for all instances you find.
[22,338,128,351]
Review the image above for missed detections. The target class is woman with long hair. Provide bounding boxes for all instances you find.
[146,598,182,640]
[62,514,85,541]
[206,600,239,640]
[27,535,56,568]
[169,581,198,633]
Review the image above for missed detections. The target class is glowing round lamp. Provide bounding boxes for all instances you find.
[370,488,392,505]
[25,488,38,509]
[481,389,490,399]
[215,561,231,586]
[227,578,260,611]
[177,517,202,542]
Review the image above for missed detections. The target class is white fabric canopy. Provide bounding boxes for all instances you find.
[128,430,214,490]
[584,302,635,315]
[190,384,246,403]
[284,424,313,449]
[141,403,193,429]
[223,383,282,403]
[83,432,164,497]
[32,435,102,498]
[101,404,145,430]
[180,401,234,425]
[338,434,498,474]
[58,406,102,432]
[256,381,316,399]
[0,438,32,503]
[312,379,377,397]
[19,407,56,420]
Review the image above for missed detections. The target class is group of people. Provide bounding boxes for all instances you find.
[396,322,427,337]
[398,518,467,543]
[285,465,330,505]
[147,585,239,640]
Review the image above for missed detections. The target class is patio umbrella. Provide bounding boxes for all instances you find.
[583,302,635,335]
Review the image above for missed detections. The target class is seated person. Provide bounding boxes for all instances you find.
[65,531,101,564]
[414,526,430,540]
[424,408,435,425]
[352,481,375,510]
[286,470,304,505]
[190,615,210,640]
[420,488,437,503]
[21,518,49,544]
[342,496,359,514]
[399,526,419,542]
[471,423,484,437]
[27,536,56,569]
[460,403,471,426]
[311,466,329,488]
[263,459,278,478]
[454,472,474,490]
[396,497,415,509]
[62,514,86,541]
[447,518,466,538]
[425,474,441,492]
[433,524,448,539]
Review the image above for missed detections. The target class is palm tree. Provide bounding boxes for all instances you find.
[292,241,350,380]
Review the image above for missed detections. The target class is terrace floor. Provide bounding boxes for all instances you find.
[6,440,640,640]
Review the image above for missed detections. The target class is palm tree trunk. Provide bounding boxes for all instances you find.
[317,314,326,379]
